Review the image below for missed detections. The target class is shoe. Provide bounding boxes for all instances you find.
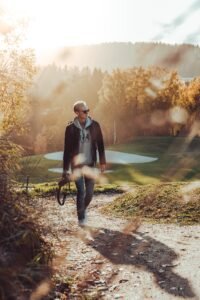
[78,218,86,227]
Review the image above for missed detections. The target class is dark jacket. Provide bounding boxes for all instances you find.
[63,119,106,171]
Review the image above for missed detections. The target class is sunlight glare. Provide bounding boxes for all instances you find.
[181,181,200,203]
[1,0,198,65]
[169,106,188,124]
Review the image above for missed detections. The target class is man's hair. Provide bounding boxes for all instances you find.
[73,100,87,112]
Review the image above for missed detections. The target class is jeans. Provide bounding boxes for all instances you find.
[75,175,95,221]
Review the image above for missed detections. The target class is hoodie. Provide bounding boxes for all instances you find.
[73,117,93,165]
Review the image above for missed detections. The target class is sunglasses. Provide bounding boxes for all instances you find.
[80,109,90,114]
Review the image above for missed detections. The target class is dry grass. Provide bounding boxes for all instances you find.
[0,193,52,299]
[102,182,200,225]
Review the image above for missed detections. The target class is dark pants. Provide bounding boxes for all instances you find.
[75,175,95,221]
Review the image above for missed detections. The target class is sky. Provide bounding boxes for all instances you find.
[0,0,200,64]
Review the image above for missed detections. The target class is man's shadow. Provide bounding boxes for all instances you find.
[83,226,195,298]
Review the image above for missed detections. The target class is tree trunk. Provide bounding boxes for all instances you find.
[113,120,117,144]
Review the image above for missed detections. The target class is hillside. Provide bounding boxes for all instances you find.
[52,42,200,77]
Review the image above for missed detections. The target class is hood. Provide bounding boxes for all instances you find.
[73,116,93,130]
[73,117,93,142]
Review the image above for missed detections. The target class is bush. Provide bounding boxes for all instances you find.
[0,194,52,299]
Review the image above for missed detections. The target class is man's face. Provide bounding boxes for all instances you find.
[76,104,89,121]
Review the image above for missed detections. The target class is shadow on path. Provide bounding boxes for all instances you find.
[83,226,195,298]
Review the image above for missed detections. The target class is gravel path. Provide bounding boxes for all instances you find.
[34,194,200,300]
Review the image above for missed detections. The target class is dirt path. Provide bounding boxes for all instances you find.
[33,194,200,300]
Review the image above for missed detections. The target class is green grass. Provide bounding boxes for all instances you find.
[102,182,200,225]
[18,136,200,185]
[20,182,124,198]
[17,154,62,183]
[106,136,200,184]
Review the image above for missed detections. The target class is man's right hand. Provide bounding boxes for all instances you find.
[61,171,70,184]
[62,171,66,178]
[62,171,69,178]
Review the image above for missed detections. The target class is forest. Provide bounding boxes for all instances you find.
[13,62,200,154]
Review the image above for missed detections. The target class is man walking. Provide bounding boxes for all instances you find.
[63,100,106,226]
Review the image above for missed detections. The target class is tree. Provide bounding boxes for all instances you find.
[0,31,36,193]
[181,78,200,136]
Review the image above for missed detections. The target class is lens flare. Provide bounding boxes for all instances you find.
[169,106,188,124]
[181,181,200,203]
[70,168,82,180]
[70,165,108,183]
[149,78,165,89]
[189,121,200,138]
[0,19,14,34]
[73,154,86,166]
[145,87,157,98]
[30,280,51,300]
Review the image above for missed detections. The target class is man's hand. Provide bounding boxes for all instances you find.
[61,171,70,185]
[62,171,69,178]
[100,164,106,173]
[62,171,66,178]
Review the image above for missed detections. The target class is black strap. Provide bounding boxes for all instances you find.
[56,176,71,206]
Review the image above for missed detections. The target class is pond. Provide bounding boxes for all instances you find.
[44,150,158,173]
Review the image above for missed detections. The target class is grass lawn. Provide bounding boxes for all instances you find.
[18,136,200,185]
[17,154,62,184]
[106,136,200,184]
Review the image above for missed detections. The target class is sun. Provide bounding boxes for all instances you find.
[3,0,109,50]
